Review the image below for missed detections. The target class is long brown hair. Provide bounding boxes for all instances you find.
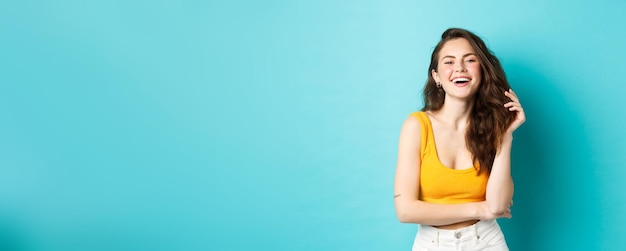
[422,28,515,173]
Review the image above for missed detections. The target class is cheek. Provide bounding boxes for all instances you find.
[439,67,453,76]
[470,65,482,78]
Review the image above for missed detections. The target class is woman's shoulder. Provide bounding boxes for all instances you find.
[407,111,430,125]
[408,111,427,119]
[401,111,427,132]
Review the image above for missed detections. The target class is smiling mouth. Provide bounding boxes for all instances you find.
[452,78,470,85]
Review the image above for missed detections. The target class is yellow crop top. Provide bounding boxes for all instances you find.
[410,111,489,204]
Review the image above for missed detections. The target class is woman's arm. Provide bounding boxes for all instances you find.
[394,116,498,226]
[485,89,526,215]
[485,135,514,215]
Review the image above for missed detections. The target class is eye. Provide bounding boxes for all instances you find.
[466,58,477,63]
[444,61,453,65]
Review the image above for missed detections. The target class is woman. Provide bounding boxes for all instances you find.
[394,28,525,251]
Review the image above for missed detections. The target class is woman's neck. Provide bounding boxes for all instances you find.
[433,98,474,130]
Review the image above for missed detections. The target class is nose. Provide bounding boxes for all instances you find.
[454,62,467,72]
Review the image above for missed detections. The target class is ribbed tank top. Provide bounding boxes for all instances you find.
[410,111,489,204]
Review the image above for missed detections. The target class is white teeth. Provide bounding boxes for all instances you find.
[453,78,470,83]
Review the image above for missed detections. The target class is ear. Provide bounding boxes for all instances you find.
[431,69,440,84]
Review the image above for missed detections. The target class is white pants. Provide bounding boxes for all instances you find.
[412,220,508,251]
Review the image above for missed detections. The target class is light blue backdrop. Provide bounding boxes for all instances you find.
[1,1,625,250]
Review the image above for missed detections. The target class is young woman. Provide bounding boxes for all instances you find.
[394,28,525,250]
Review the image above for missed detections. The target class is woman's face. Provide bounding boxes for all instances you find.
[432,38,482,101]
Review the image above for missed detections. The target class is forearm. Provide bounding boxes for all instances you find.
[485,134,515,214]
[395,199,480,226]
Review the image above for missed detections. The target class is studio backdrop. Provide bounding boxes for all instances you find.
[1,0,625,250]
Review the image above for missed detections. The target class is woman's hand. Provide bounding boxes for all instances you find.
[504,89,526,134]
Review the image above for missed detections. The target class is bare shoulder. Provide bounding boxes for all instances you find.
[399,113,422,143]
[401,113,422,132]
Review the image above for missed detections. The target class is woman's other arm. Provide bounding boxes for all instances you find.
[486,136,514,215]
[486,89,526,215]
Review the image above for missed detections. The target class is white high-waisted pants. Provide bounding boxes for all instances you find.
[412,220,508,251]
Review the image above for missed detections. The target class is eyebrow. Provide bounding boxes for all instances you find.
[441,53,477,60]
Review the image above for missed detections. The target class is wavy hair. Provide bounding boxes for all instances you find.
[422,28,515,173]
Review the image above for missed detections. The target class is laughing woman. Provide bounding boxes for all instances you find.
[394,28,525,251]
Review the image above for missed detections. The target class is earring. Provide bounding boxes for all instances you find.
[436,82,441,88]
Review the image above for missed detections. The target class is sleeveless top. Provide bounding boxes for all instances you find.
[410,111,489,204]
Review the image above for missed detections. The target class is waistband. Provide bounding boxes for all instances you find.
[417,220,498,243]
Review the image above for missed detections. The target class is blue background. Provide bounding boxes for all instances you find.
[1,0,625,250]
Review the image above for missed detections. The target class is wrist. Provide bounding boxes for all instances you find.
[502,132,513,143]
